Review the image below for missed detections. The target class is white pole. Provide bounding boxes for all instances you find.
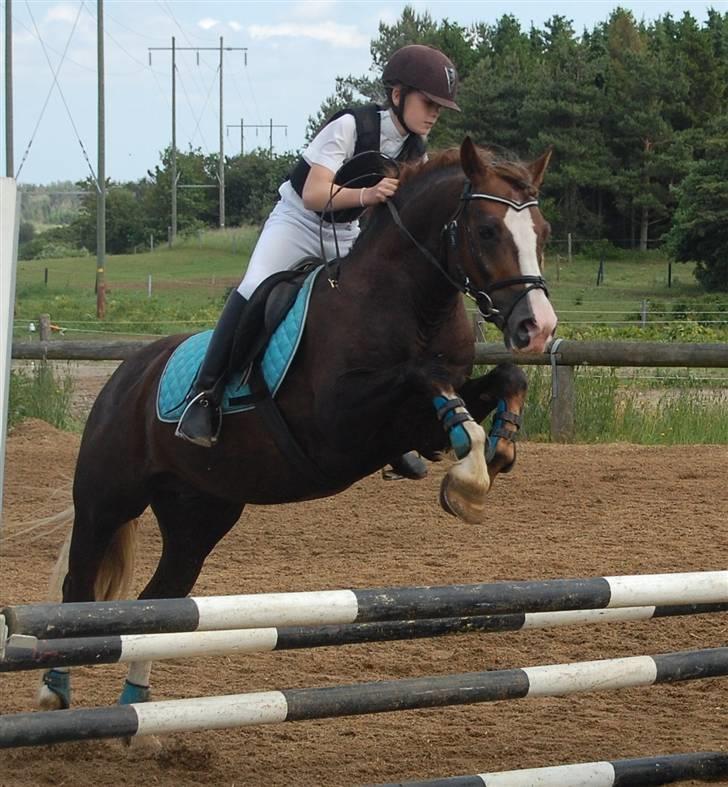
[0,177,20,534]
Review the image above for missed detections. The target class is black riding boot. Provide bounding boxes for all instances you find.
[176,291,248,448]
[386,451,428,480]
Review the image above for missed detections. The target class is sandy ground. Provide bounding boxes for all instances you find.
[1,372,727,786]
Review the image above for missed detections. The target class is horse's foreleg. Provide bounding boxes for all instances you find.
[459,363,528,480]
[432,385,489,524]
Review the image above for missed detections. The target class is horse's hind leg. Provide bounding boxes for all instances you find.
[118,480,244,706]
[460,362,528,478]
[39,491,149,710]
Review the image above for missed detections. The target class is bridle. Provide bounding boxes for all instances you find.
[387,180,549,331]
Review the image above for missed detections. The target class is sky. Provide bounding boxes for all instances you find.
[1,0,725,185]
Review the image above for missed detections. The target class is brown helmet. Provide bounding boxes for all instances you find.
[383,44,460,111]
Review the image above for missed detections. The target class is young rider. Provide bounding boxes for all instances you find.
[176,44,460,461]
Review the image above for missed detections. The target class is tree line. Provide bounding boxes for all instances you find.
[20,6,728,289]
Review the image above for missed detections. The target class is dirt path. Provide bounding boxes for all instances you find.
[1,410,726,785]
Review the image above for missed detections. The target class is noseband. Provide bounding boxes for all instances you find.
[388,181,549,331]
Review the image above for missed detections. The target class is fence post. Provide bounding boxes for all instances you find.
[39,314,51,342]
[549,340,574,442]
[567,233,572,264]
[147,275,152,298]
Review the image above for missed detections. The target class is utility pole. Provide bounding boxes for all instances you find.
[218,37,224,228]
[226,118,287,155]
[96,0,106,319]
[149,40,246,233]
[171,36,176,241]
[4,0,13,176]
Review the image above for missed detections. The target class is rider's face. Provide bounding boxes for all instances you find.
[392,88,442,136]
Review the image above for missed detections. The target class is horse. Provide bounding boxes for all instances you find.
[38,137,558,711]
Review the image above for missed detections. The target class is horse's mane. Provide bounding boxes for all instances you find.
[397,146,537,196]
[353,144,536,250]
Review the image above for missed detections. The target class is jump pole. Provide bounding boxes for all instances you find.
[1,646,727,749]
[373,751,728,787]
[3,571,727,640]
[2,602,726,672]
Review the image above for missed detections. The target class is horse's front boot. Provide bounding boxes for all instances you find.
[485,400,522,476]
[176,291,248,448]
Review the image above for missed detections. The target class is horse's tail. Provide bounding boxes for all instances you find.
[48,514,141,602]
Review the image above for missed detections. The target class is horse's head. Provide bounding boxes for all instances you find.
[453,137,558,354]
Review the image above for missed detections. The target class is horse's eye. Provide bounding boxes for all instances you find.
[478,224,496,242]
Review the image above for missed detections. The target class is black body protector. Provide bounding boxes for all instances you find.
[288,104,426,224]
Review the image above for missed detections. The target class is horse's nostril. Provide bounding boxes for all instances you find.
[512,319,533,349]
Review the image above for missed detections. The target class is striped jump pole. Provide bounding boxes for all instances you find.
[372,751,728,786]
[3,571,726,640]
[2,602,727,672]
[1,645,726,749]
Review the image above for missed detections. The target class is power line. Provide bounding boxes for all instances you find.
[15,1,96,181]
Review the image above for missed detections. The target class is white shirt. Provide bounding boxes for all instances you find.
[277,109,410,210]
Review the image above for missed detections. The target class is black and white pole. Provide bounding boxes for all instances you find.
[3,602,726,672]
[373,751,728,787]
[1,646,727,749]
[3,571,726,640]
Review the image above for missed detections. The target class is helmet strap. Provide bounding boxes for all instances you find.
[391,86,414,136]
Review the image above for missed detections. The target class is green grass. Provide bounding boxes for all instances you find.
[8,363,77,432]
[520,367,728,444]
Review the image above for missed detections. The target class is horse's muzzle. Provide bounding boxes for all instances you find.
[506,290,558,354]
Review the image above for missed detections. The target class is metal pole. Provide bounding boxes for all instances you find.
[4,0,14,176]
[218,36,225,228]
[95,0,106,319]
[240,116,243,155]
[171,36,177,242]
[269,118,273,154]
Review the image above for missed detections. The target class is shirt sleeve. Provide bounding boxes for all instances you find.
[302,114,357,174]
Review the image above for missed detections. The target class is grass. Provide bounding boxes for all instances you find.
[7,362,77,432]
[11,228,728,443]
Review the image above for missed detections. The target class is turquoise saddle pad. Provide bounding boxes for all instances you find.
[157,267,322,423]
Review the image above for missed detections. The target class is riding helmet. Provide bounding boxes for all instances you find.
[383,44,460,111]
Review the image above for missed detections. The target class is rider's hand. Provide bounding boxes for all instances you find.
[362,178,399,206]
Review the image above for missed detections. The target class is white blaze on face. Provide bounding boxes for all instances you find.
[503,207,558,351]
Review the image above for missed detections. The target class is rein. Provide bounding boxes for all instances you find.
[387,181,549,330]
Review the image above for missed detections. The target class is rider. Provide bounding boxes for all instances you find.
[176,44,461,469]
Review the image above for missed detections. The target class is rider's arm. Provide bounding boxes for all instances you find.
[302,165,398,212]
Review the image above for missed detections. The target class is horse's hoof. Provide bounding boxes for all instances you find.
[439,474,488,525]
[38,669,70,709]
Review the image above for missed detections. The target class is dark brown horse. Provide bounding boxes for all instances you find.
[39,137,557,710]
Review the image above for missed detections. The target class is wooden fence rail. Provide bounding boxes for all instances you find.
[11,337,728,442]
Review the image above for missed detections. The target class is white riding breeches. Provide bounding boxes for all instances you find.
[237,198,359,299]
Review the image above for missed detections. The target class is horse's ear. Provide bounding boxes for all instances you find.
[460,136,486,179]
[528,147,553,191]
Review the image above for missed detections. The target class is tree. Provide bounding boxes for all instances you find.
[225,149,298,224]
[73,179,148,254]
[665,114,728,291]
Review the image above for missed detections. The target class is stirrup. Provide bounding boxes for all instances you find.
[175,391,222,447]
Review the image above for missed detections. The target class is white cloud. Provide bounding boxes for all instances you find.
[247,21,367,48]
[228,21,242,32]
[44,4,79,24]
[290,0,338,19]
[198,18,220,30]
